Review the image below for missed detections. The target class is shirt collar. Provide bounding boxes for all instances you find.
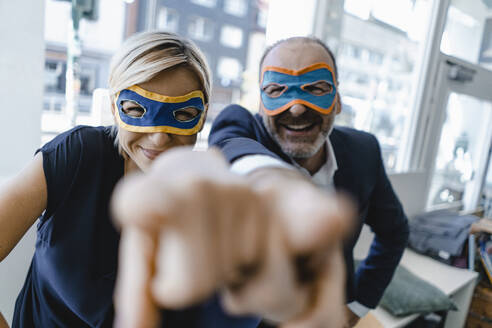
[291,138,338,188]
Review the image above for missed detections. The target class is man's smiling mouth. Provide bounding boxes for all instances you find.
[282,123,317,131]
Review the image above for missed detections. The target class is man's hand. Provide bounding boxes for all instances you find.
[0,311,9,328]
[111,147,354,328]
[343,307,360,328]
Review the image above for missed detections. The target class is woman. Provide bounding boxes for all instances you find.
[0,31,259,328]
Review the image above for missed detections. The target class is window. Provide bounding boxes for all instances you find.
[331,0,433,171]
[43,98,64,112]
[188,16,214,42]
[220,25,243,48]
[223,0,247,17]
[217,56,242,86]
[190,0,217,8]
[428,93,492,209]
[480,159,492,218]
[44,60,66,93]
[257,9,268,29]
[157,7,179,32]
[441,0,492,71]
[79,64,98,96]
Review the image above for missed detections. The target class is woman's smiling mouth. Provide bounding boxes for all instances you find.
[141,147,164,160]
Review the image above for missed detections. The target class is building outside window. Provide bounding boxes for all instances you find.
[78,64,98,97]
[190,0,217,9]
[256,0,269,28]
[43,99,64,112]
[220,24,243,48]
[157,7,179,32]
[223,0,247,17]
[44,60,66,94]
[329,0,433,171]
[217,56,242,86]
[188,16,214,42]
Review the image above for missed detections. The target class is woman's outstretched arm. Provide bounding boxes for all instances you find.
[0,153,47,262]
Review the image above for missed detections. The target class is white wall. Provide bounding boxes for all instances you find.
[0,1,44,177]
[0,0,45,324]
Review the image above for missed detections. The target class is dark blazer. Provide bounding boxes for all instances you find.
[209,105,409,308]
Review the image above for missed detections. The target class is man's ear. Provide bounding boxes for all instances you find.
[335,93,342,115]
[258,101,267,117]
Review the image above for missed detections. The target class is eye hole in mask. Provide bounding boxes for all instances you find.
[262,83,288,98]
[120,100,146,118]
[173,107,200,123]
[301,80,334,96]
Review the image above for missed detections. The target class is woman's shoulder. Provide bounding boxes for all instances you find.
[39,125,121,217]
[40,125,115,154]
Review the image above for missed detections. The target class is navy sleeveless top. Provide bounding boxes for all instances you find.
[13,126,260,328]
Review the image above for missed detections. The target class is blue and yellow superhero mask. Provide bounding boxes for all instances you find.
[115,85,206,135]
[260,62,338,116]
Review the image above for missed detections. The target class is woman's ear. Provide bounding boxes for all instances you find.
[198,104,209,133]
[111,99,117,117]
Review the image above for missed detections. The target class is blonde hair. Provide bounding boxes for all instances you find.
[108,31,212,153]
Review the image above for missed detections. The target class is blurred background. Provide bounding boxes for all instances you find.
[1,0,492,325]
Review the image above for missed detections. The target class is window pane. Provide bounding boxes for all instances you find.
[441,0,492,71]
[43,0,126,139]
[220,25,243,48]
[334,0,433,171]
[188,16,214,42]
[190,0,217,8]
[480,158,492,218]
[223,0,248,17]
[428,93,492,209]
[44,60,66,93]
[217,56,242,85]
[157,7,179,32]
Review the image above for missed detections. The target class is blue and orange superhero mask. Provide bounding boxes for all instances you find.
[260,62,338,116]
[115,85,206,135]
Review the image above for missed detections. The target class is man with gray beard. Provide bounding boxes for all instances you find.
[209,36,409,327]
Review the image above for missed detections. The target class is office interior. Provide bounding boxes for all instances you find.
[0,0,492,327]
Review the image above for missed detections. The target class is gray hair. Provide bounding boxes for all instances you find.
[259,36,338,81]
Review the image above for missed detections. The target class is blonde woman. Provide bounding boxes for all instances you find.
[0,31,263,328]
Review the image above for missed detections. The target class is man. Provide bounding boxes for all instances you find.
[209,36,409,326]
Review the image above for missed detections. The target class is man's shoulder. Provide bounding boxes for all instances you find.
[210,104,268,141]
[331,125,378,149]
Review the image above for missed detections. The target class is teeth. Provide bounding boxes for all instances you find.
[286,123,312,130]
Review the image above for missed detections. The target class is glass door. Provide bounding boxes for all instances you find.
[421,0,492,212]
[479,149,492,217]
[427,88,492,211]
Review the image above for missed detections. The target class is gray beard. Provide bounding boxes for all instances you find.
[263,116,332,159]
[273,130,328,159]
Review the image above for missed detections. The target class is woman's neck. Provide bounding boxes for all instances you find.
[124,158,141,175]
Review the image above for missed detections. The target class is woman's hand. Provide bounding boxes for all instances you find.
[111,147,354,328]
